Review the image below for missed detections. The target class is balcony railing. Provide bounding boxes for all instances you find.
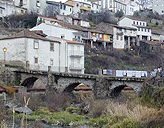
[69,50,83,57]
[69,65,83,71]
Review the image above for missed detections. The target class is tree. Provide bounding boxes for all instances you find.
[115,10,124,18]
[4,13,38,28]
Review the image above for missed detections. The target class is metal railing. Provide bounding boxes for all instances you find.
[69,50,84,57]
[69,65,83,70]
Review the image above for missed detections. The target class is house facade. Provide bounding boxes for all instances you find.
[14,0,47,15]
[101,0,126,14]
[125,0,142,15]
[91,2,101,13]
[0,30,84,74]
[0,0,16,17]
[31,22,83,43]
[118,17,151,42]
[113,25,137,49]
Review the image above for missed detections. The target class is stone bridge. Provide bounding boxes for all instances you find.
[13,70,146,98]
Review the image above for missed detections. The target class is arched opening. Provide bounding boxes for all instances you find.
[110,85,136,98]
[63,83,81,93]
[63,83,93,102]
[21,77,38,89]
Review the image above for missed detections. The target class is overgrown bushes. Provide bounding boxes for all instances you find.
[140,85,164,108]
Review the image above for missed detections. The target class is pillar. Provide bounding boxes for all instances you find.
[139,35,142,40]
[103,42,107,49]
[91,40,93,48]
[48,66,53,87]
[147,36,151,41]
[128,37,130,49]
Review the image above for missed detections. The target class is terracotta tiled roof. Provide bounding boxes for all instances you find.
[120,16,147,22]
[66,40,84,45]
[65,0,75,7]
[0,30,55,42]
[143,40,163,45]
[96,22,114,35]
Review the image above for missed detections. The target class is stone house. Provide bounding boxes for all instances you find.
[140,40,163,53]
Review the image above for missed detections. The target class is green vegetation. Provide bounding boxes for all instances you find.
[140,85,164,108]
[16,108,86,126]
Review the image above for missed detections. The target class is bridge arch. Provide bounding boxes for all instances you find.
[21,77,38,89]
[63,82,81,93]
[110,82,142,97]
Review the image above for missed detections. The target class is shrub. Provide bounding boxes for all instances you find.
[46,92,72,111]
[89,100,107,118]
[89,116,109,127]
[65,106,81,114]
[140,85,164,108]
[110,118,140,128]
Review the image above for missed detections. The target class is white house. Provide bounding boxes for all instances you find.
[113,25,137,49]
[91,2,101,13]
[0,0,16,17]
[46,0,79,16]
[14,0,47,15]
[0,30,84,74]
[118,17,151,41]
[100,0,126,14]
[59,2,73,15]
[125,0,142,15]
[152,0,164,15]
[32,18,83,43]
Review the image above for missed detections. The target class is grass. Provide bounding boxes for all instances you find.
[16,107,87,126]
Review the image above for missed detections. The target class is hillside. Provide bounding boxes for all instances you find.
[85,48,164,74]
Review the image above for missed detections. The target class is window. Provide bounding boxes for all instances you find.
[120,36,123,40]
[148,29,149,32]
[0,9,3,14]
[133,21,135,24]
[50,42,54,51]
[77,58,80,64]
[138,28,140,31]
[20,0,23,6]
[50,59,53,65]
[33,40,39,49]
[142,28,143,31]
[117,35,119,40]
[34,57,38,64]
[140,22,141,25]
[137,22,138,25]
[61,35,65,39]
[145,29,146,32]
[64,5,66,10]
[21,10,24,13]
[36,0,40,7]
[70,8,72,12]
[143,22,145,26]
[77,46,80,51]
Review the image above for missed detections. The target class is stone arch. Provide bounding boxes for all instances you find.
[110,85,130,97]
[21,77,38,89]
[110,82,142,97]
[63,82,81,93]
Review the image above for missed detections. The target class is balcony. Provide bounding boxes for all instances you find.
[69,50,83,57]
[69,65,83,71]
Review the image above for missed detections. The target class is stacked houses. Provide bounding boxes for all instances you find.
[0,0,164,74]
